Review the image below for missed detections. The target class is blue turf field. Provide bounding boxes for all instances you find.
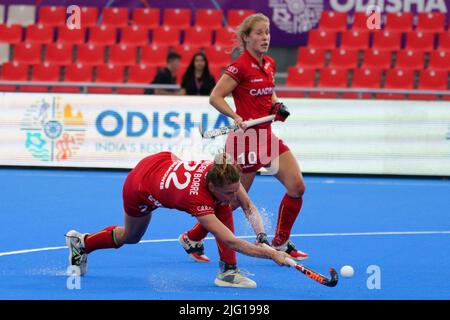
[0,168,449,299]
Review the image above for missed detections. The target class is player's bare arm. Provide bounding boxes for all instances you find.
[209,74,247,129]
[196,214,289,265]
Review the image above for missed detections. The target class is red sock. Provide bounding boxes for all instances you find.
[272,194,303,246]
[214,204,237,265]
[84,226,120,254]
[187,223,209,241]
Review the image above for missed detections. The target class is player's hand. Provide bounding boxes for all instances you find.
[256,232,270,246]
[270,102,290,122]
[271,250,292,266]
[233,116,247,130]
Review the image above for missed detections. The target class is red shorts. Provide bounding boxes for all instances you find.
[225,125,289,173]
[122,157,158,218]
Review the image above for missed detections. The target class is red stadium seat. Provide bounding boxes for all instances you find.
[405,31,435,52]
[409,69,448,100]
[361,49,392,69]
[80,7,99,27]
[22,62,60,92]
[377,69,414,100]
[25,24,54,44]
[195,9,223,31]
[209,65,223,82]
[44,43,73,65]
[351,11,372,31]
[140,44,169,67]
[53,63,93,93]
[0,61,28,91]
[76,43,105,65]
[38,6,66,27]
[286,66,316,87]
[151,26,180,47]
[226,9,255,28]
[57,26,86,45]
[0,24,22,44]
[319,11,347,32]
[395,50,425,70]
[108,44,137,66]
[132,8,160,29]
[120,25,149,47]
[311,68,348,98]
[428,50,450,71]
[117,64,157,94]
[163,8,191,30]
[173,44,202,67]
[417,12,446,33]
[437,32,450,51]
[372,30,402,51]
[328,48,359,69]
[102,7,129,28]
[343,68,382,99]
[88,25,117,46]
[215,26,236,48]
[340,30,370,50]
[13,42,42,64]
[308,29,337,50]
[183,26,212,48]
[204,45,232,67]
[296,47,325,69]
[89,63,125,93]
[384,12,413,32]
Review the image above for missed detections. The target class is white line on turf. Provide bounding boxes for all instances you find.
[1,230,449,257]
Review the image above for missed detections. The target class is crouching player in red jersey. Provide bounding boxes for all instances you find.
[180,13,308,262]
[65,151,291,288]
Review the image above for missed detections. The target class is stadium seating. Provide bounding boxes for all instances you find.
[108,44,137,66]
[88,63,125,93]
[7,5,36,26]
[372,30,402,50]
[13,42,42,64]
[25,24,54,44]
[340,30,370,50]
[163,8,191,30]
[80,7,99,27]
[21,62,60,92]
[377,69,414,100]
[151,26,180,47]
[117,64,157,94]
[102,7,129,28]
[409,69,448,100]
[296,47,326,69]
[76,43,105,66]
[307,29,337,50]
[195,9,223,31]
[343,68,383,99]
[395,50,425,70]
[416,12,446,33]
[310,68,348,98]
[328,48,359,69]
[57,26,86,45]
[404,31,435,52]
[140,44,169,67]
[44,43,73,65]
[52,63,92,93]
[384,12,413,32]
[38,6,66,27]
[361,49,392,69]
[226,9,255,28]
[120,25,149,47]
[183,26,213,48]
[132,8,160,29]
[88,24,117,45]
[0,24,23,44]
[319,11,347,32]
[0,61,28,91]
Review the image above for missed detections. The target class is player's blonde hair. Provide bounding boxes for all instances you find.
[235,13,270,52]
[206,153,241,187]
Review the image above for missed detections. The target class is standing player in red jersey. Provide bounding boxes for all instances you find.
[65,151,291,288]
[180,13,308,262]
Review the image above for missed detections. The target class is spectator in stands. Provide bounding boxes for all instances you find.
[181,52,216,96]
[145,52,182,95]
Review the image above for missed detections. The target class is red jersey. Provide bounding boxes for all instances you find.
[224,49,276,127]
[122,152,217,217]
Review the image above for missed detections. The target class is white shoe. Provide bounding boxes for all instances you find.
[214,268,257,288]
[178,232,210,263]
[65,230,89,276]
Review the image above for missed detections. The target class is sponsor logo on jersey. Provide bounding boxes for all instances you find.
[227,66,238,74]
[250,87,274,96]
[196,205,214,212]
[251,78,264,83]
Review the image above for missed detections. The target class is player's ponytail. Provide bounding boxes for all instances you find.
[235,13,270,52]
[206,153,241,187]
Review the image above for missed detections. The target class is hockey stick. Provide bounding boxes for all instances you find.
[263,244,338,287]
[199,115,275,139]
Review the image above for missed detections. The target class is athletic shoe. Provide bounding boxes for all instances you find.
[178,232,210,263]
[65,230,89,276]
[214,268,257,288]
[273,239,309,261]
